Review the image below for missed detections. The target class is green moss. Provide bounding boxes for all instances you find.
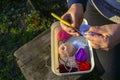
[0,0,67,80]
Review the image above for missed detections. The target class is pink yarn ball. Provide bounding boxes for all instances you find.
[57,30,71,41]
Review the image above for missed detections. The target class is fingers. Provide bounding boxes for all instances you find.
[85,33,104,43]
[90,40,109,51]
[70,10,83,29]
[90,42,100,49]
[88,26,106,35]
[60,22,80,36]
[61,13,72,23]
[60,13,80,36]
[85,34,110,51]
[71,14,82,29]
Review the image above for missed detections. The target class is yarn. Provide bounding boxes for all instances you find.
[57,29,71,41]
[59,42,76,58]
[76,61,91,71]
[75,48,88,62]
[59,64,78,73]
[79,24,90,35]
[72,41,86,49]
[67,36,87,49]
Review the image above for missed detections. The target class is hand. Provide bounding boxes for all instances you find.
[85,24,120,51]
[60,3,84,36]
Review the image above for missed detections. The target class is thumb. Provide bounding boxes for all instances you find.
[71,18,79,29]
[71,15,83,29]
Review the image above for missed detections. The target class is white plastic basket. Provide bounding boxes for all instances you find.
[51,19,95,76]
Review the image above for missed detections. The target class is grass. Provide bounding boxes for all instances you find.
[0,0,67,80]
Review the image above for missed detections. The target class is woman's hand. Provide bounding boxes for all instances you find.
[85,24,120,51]
[60,3,84,36]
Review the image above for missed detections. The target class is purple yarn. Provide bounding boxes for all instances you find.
[75,48,88,62]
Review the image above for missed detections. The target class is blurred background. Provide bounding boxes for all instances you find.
[0,0,67,80]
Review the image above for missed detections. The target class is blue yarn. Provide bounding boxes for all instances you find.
[79,24,90,35]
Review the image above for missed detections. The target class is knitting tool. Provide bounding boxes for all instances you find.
[51,13,81,35]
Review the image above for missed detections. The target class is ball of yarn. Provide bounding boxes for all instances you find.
[57,30,71,41]
[76,61,91,71]
[75,48,88,62]
[59,42,76,58]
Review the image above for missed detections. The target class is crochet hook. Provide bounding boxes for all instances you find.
[51,13,81,35]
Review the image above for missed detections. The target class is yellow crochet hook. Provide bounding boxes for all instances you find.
[51,13,71,27]
[51,13,80,34]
